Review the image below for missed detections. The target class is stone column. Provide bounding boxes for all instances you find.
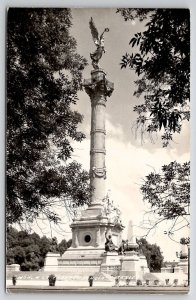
[84,69,114,205]
[95,227,100,247]
[71,228,79,248]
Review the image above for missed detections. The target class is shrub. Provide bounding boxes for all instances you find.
[154,279,159,286]
[48,274,56,286]
[137,279,142,286]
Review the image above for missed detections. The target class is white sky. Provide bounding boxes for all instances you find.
[30,8,190,261]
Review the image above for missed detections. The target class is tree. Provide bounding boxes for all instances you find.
[39,236,52,257]
[137,238,164,272]
[11,246,26,265]
[67,239,72,248]
[6,227,43,270]
[58,239,68,255]
[58,238,72,255]
[7,248,16,265]
[117,9,190,146]
[50,237,58,252]
[7,226,19,248]
[140,161,190,238]
[7,8,90,225]
[22,244,41,271]
[117,9,190,244]
[6,226,72,270]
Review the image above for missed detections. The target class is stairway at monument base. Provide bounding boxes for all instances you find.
[57,247,104,274]
[43,250,123,276]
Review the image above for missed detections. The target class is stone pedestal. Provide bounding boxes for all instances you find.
[120,251,142,282]
[43,252,60,271]
[178,258,188,274]
[180,244,188,258]
[6,264,20,272]
[100,252,121,276]
[174,266,183,273]
[118,220,143,282]
[178,243,189,274]
[139,254,150,274]
[59,220,123,271]
[161,267,174,273]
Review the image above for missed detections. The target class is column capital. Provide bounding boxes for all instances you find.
[83,69,114,99]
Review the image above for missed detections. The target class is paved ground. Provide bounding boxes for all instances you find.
[6,285,189,294]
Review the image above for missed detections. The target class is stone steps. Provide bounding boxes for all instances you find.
[93,272,114,282]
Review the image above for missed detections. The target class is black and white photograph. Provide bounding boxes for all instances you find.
[6,7,190,294]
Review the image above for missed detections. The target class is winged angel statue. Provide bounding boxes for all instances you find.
[89,17,109,69]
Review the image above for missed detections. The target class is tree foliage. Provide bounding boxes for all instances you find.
[140,161,190,237]
[58,238,72,255]
[137,238,164,272]
[7,8,90,225]
[7,226,71,270]
[117,9,190,146]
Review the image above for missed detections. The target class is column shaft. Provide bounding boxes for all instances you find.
[84,69,114,206]
[90,92,106,204]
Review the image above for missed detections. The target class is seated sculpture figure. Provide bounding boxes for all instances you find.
[118,239,126,255]
[118,239,138,254]
[105,234,117,252]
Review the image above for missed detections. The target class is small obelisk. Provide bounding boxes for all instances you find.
[120,220,141,283]
[127,220,139,250]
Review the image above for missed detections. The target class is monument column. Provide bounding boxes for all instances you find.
[84,69,114,207]
[59,20,124,268]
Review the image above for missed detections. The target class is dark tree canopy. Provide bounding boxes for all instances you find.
[58,238,72,255]
[7,226,71,270]
[7,8,90,225]
[137,238,164,272]
[117,9,190,146]
[140,161,190,237]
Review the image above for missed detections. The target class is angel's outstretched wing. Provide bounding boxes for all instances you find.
[89,17,99,45]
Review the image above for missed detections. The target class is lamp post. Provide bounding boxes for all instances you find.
[182,238,190,287]
[177,237,190,286]
[187,243,190,287]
